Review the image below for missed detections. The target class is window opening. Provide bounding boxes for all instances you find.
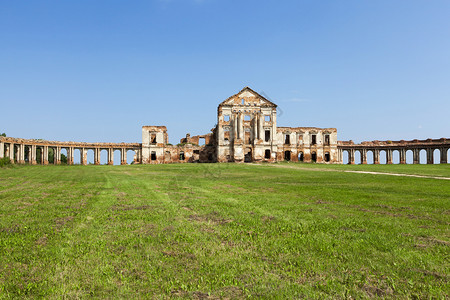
[150,133,157,145]
[265,130,270,142]
[285,134,290,145]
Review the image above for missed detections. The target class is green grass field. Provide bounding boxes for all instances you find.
[0,163,448,298]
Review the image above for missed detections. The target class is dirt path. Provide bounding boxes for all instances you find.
[250,164,450,180]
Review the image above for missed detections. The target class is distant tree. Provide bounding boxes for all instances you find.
[61,154,68,164]
[0,133,6,137]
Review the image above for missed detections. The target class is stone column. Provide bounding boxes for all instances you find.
[108,148,114,165]
[55,147,61,164]
[121,149,127,165]
[426,148,433,164]
[361,149,367,164]
[31,145,37,164]
[19,144,25,164]
[252,115,257,143]
[0,141,4,159]
[7,144,14,163]
[232,113,237,141]
[400,149,406,164]
[68,147,74,165]
[11,144,16,163]
[412,149,419,164]
[94,148,100,165]
[15,145,20,163]
[258,112,264,140]
[239,113,244,141]
[81,148,87,165]
[43,146,49,165]
[373,149,380,164]
[348,149,355,164]
[386,149,393,164]
[441,147,448,164]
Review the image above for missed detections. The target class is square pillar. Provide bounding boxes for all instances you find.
[373,149,380,164]
[361,149,367,164]
[94,148,100,165]
[9,143,15,163]
[108,148,114,165]
[441,147,448,164]
[81,148,87,165]
[413,149,419,164]
[30,145,37,164]
[121,149,127,165]
[68,147,74,165]
[400,149,406,164]
[55,147,61,164]
[348,149,355,164]
[426,148,433,164]
[43,146,49,165]
[386,149,393,164]
[19,144,25,164]
[0,141,4,159]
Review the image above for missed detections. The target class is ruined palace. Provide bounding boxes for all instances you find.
[142,87,337,164]
[1,87,449,165]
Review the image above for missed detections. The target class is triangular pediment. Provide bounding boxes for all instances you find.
[219,87,277,107]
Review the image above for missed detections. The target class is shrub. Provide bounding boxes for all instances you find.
[0,157,12,167]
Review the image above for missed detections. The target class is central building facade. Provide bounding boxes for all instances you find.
[141,87,338,164]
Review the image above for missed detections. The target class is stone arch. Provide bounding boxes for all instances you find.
[324,151,330,162]
[244,147,252,162]
[379,150,387,164]
[433,148,440,164]
[354,150,361,164]
[419,149,427,164]
[127,149,136,164]
[100,149,108,164]
[86,149,95,165]
[60,148,68,164]
[298,151,304,162]
[113,149,121,165]
[393,150,400,164]
[342,150,349,164]
[179,150,185,162]
[406,149,413,164]
[366,150,374,164]
[73,148,82,165]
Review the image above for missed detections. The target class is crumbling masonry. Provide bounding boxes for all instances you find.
[1,87,448,165]
[141,87,338,164]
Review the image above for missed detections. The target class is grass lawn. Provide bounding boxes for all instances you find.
[0,163,448,298]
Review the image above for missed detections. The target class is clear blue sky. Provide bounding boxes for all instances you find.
[1,0,449,144]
